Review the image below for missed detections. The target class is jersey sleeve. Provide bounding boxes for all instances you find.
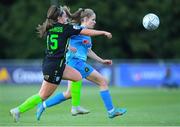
[65,24,82,37]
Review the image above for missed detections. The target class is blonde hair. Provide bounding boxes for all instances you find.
[64,8,95,24]
[63,6,84,24]
[80,9,95,20]
[71,8,95,24]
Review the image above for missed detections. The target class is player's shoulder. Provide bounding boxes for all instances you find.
[53,22,63,27]
[53,23,70,28]
[73,25,83,30]
[62,23,83,31]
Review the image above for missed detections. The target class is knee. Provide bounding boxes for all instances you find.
[39,92,51,101]
[72,73,82,82]
[99,78,108,88]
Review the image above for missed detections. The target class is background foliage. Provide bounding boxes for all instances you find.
[0,0,180,59]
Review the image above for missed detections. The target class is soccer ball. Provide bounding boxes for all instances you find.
[142,13,160,31]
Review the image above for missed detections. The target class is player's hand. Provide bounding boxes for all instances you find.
[102,59,112,65]
[104,32,112,39]
[69,46,77,53]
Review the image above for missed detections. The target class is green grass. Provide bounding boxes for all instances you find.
[0,85,180,126]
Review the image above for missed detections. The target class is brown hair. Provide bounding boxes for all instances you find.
[36,5,63,38]
[63,6,84,24]
[70,8,95,24]
[37,5,85,38]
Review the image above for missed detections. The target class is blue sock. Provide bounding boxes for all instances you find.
[45,93,66,108]
[100,90,114,111]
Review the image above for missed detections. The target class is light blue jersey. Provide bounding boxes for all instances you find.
[66,26,94,78]
[66,26,92,62]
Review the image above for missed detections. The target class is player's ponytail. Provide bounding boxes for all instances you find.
[67,8,95,24]
[63,6,84,24]
[36,5,63,38]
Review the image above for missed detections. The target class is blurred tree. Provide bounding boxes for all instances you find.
[50,0,59,6]
[0,0,49,58]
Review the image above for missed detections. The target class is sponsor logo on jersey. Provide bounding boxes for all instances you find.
[49,26,63,32]
[73,25,81,30]
[85,67,89,72]
[44,75,50,80]
[83,39,89,44]
[56,76,60,82]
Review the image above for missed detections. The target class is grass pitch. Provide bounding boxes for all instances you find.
[0,84,180,126]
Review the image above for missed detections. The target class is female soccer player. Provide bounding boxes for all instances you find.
[10,5,112,122]
[36,8,127,120]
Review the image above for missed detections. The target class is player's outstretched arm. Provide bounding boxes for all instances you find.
[87,49,112,65]
[80,29,112,39]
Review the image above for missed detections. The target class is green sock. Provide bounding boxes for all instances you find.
[71,80,82,106]
[18,94,42,113]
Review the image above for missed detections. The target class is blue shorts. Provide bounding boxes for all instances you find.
[67,58,94,78]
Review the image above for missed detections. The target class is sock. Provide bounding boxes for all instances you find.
[100,90,114,112]
[71,106,77,111]
[71,80,82,107]
[44,93,66,108]
[18,94,42,113]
